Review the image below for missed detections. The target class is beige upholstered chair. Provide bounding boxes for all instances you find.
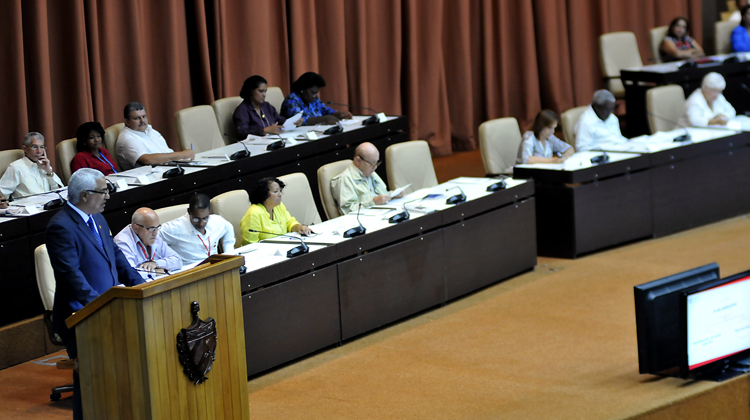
[478,117,523,176]
[174,105,227,153]
[104,123,124,169]
[715,21,737,55]
[384,140,437,195]
[153,204,187,225]
[55,138,77,185]
[317,159,352,220]
[277,172,323,226]
[0,149,23,179]
[266,86,285,113]
[210,190,250,248]
[561,106,589,150]
[599,32,643,98]
[649,26,669,64]
[212,96,243,144]
[646,85,686,133]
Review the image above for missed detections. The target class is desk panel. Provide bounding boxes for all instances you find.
[0,236,42,325]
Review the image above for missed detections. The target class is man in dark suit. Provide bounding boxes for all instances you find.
[46,168,144,420]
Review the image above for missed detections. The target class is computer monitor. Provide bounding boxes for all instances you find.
[634,263,720,376]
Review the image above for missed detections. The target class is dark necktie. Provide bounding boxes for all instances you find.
[87,216,103,249]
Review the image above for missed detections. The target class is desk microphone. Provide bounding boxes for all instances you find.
[265,134,286,151]
[388,197,422,224]
[343,203,366,238]
[43,190,67,211]
[248,229,309,258]
[486,177,507,192]
[161,163,185,178]
[646,111,691,142]
[444,185,467,205]
[326,101,380,126]
[230,140,252,160]
[589,148,610,165]
[323,121,344,135]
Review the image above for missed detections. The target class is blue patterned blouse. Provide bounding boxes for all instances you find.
[280,92,337,124]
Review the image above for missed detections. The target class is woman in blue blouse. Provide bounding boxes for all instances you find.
[280,72,352,125]
[731,5,750,52]
[515,110,574,164]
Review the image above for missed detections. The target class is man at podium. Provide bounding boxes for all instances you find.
[46,168,145,420]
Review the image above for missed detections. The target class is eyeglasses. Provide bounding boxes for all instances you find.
[358,155,381,168]
[135,223,161,233]
[190,216,210,223]
[86,189,110,196]
[29,145,47,151]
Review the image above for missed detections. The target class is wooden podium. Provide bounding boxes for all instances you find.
[66,255,250,420]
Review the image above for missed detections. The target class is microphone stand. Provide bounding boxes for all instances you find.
[590,149,610,165]
[344,203,367,238]
[444,185,467,205]
[646,111,691,142]
[265,134,286,151]
[248,229,309,258]
[230,140,252,159]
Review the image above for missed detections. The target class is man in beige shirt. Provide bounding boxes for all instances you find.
[0,132,63,199]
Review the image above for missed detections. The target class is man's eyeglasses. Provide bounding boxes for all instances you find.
[135,223,161,233]
[29,145,47,151]
[86,189,110,196]
[358,155,381,168]
[190,216,210,223]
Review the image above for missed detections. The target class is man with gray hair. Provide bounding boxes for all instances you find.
[46,168,144,420]
[114,207,182,278]
[574,89,627,151]
[678,72,736,127]
[0,132,63,198]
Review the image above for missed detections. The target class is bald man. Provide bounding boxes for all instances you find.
[574,89,627,151]
[114,207,182,278]
[331,142,403,215]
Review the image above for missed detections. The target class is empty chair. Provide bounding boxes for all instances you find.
[317,159,352,220]
[646,85,686,133]
[174,105,227,153]
[210,190,250,248]
[715,20,737,55]
[153,204,188,225]
[266,86,285,113]
[599,32,643,98]
[55,138,77,185]
[278,172,323,226]
[212,96,243,144]
[104,123,124,169]
[478,117,523,175]
[561,106,589,149]
[0,149,23,179]
[385,140,438,194]
[650,26,669,64]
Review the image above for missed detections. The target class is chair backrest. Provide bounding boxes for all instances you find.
[55,138,77,185]
[649,26,669,64]
[211,96,243,144]
[317,159,352,220]
[210,190,250,248]
[174,105,227,153]
[277,172,323,226]
[104,123,124,169]
[561,106,589,149]
[715,20,736,54]
[646,85,686,133]
[478,117,523,175]
[600,32,643,97]
[383,140,438,194]
[266,87,285,113]
[34,244,55,311]
[0,149,23,179]
[154,204,187,225]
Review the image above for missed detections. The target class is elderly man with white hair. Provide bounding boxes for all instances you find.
[678,72,736,127]
[574,89,627,152]
[0,132,63,198]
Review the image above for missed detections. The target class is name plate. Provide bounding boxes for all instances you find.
[136,175,152,185]
[116,179,129,191]
[306,131,319,140]
[377,112,387,123]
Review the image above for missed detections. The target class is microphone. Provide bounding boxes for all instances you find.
[486,176,506,192]
[43,190,67,211]
[323,121,344,135]
[161,163,185,178]
[343,203,366,238]
[326,101,380,126]
[248,229,309,258]
[444,185,466,205]
[646,111,691,142]
[265,134,286,151]
[230,140,251,160]
[388,197,424,224]
[589,148,610,165]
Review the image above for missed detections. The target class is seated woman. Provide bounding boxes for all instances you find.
[677,72,736,127]
[732,5,750,52]
[70,122,119,175]
[660,17,704,62]
[240,177,313,245]
[280,72,352,125]
[516,110,574,165]
[233,75,291,139]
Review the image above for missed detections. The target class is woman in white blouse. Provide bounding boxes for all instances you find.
[516,110,574,164]
[678,72,736,127]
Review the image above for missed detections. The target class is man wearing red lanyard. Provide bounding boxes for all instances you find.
[114,207,182,279]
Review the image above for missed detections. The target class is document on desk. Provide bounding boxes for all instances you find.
[283,112,303,130]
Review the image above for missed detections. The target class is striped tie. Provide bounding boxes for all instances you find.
[87,216,103,249]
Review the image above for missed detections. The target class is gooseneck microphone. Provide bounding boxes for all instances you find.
[248,229,309,258]
[445,185,467,205]
[230,140,252,160]
[326,101,380,126]
[388,197,422,224]
[43,189,67,211]
[589,148,610,165]
[265,134,286,151]
[343,203,367,238]
[646,111,691,142]
[487,177,507,192]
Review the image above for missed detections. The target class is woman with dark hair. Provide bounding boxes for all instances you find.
[280,72,352,125]
[239,177,313,245]
[515,110,574,164]
[233,75,292,139]
[660,17,704,62]
[70,121,119,175]
[731,5,750,52]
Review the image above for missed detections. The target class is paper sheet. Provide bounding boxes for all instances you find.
[390,184,411,198]
[283,112,303,130]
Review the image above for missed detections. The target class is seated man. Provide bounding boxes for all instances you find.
[0,132,63,199]
[114,207,182,278]
[574,90,626,151]
[159,194,236,265]
[331,142,400,216]
[115,102,195,171]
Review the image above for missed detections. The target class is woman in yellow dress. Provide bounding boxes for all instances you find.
[240,177,313,245]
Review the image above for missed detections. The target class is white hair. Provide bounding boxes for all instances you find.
[23,132,44,147]
[68,168,104,205]
[702,72,726,91]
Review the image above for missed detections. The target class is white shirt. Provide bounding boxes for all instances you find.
[678,88,737,128]
[0,156,63,199]
[574,106,626,151]
[114,225,182,278]
[116,125,174,171]
[158,213,236,265]
[730,10,741,23]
